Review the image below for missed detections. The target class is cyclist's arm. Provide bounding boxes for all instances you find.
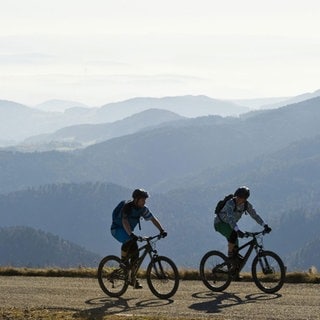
[121,203,134,236]
[122,216,134,236]
[150,216,165,233]
[246,202,265,226]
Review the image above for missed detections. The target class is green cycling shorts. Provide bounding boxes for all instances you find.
[214,221,239,245]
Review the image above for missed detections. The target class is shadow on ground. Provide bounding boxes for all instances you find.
[189,290,281,314]
[73,296,173,319]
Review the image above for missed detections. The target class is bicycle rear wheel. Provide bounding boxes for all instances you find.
[252,250,286,293]
[97,255,129,297]
[199,250,231,292]
[146,256,179,299]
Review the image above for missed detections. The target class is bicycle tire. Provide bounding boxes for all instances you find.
[146,256,179,299]
[251,250,286,294]
[199,250,232,292]
[97,255,129,297]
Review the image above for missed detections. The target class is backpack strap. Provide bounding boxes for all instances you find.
[232,198,237,212]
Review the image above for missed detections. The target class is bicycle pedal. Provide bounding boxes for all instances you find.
[129,280,143,289]
[232,275,243,281]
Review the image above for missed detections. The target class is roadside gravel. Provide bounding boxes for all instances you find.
[1,276,320,319]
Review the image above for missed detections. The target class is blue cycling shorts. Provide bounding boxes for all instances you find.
[111,227,131,244]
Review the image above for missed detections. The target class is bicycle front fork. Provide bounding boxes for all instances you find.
[257,253,273,274]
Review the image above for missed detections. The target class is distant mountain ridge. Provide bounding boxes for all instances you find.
[1,90,319,144]
[72,96,320,189]
[260,88,320,109]
[0,97,319,194]
[35,99,89,112]
[0,100,32,111]
[98,95,249,119]
[22,108,185,147]
[233,88,320,110]
[0,95,248,144]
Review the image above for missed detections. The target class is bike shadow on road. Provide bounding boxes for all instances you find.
[74,296,174,319]
[189,291,282,314]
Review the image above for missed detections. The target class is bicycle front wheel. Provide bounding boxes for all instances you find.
[199,250,231,292]
[252,250,286,294]
[97,255,129,297]
[146,256,179,299]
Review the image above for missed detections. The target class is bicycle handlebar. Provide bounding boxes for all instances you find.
[244,230,269,238]
[137,234,164,242]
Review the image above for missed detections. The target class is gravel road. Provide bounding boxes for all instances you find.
[1,276,320,319]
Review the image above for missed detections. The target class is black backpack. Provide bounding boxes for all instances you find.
[215,194,248,214]
[215,194,234,214]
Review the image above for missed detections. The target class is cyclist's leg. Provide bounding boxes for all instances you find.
[111,228,142,288]
[227,232,243,280]
[227,231,239,258]
[111,227,132,262]
[215,222,238,258]
[122,238,142,289]
[122,238,139,263]
[215,222,241,279]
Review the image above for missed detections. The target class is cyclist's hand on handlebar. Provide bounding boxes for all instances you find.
[160,230,167,238]
[264,224,272,234]
[237,230,245,238]
[130,233,138,241]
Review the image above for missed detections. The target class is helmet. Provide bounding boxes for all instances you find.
[132,188,149,199]
[234,186,250,199]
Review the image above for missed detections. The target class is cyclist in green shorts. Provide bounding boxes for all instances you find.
[214,186,271,264]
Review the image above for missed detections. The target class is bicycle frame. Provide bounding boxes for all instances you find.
[98,233,180,299]
[126,235,160,279]
[199,229,285,294]
[234,231,265,272]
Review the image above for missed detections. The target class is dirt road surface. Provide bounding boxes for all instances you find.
[1,276,320,319]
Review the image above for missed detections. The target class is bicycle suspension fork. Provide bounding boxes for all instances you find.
[256,249,272,274]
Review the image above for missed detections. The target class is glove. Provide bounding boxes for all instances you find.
[160,230,167,238]
[237,230,245,238]
[130,233,138,241]
[264,224,272,233]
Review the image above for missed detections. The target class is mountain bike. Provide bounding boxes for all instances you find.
[199,230,286,293]
[97,234,179,299]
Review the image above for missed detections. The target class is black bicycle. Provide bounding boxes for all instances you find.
[97,234,179,299]
[199,230,286,293]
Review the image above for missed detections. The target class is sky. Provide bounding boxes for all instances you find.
[0,0,320,106]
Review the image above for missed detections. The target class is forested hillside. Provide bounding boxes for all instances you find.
[286,236,320,271]
[0,165,319,270]
[0,183,129,256]
[0,226,101,267]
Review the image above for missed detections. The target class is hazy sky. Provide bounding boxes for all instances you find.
[1,0,320,106]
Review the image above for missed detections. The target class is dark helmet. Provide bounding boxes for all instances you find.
[132,188,149,199]
[234,186,250,199]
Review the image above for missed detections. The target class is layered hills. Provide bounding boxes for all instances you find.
[0,94,319,270]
